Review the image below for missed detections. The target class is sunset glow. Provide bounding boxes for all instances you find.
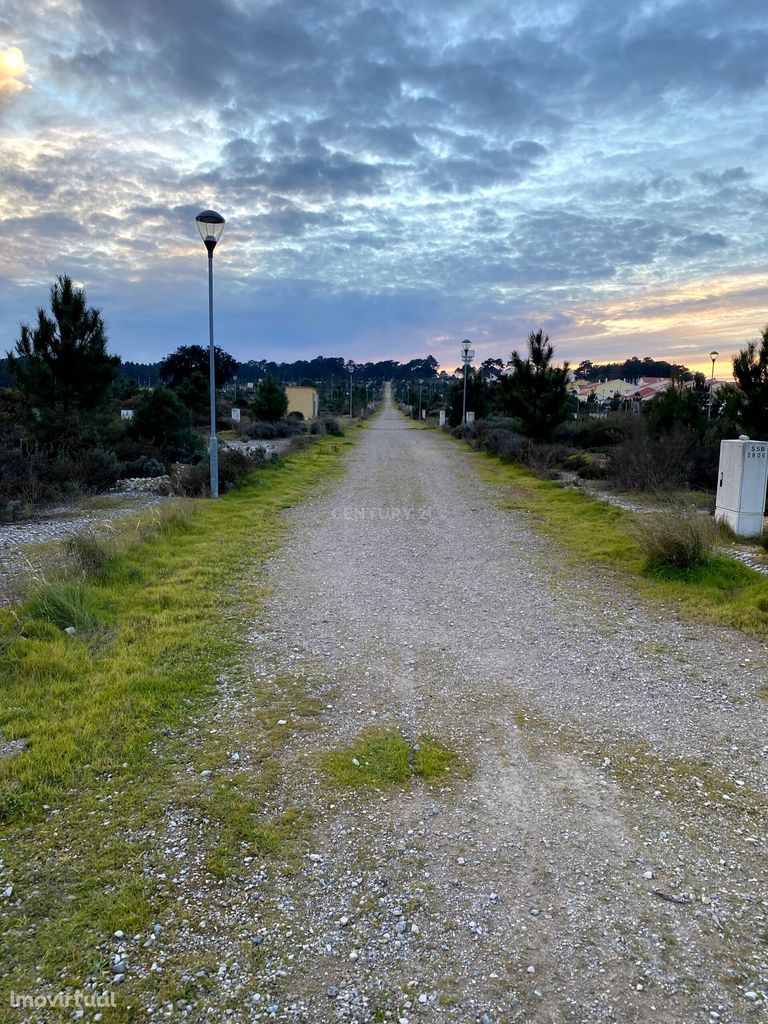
[1,3,767,371]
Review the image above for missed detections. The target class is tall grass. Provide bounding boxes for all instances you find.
[632,507,716,572]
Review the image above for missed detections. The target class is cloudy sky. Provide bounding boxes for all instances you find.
[1,0,767,373]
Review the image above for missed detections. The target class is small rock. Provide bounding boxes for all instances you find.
[643,870,654,880]
[113,930,124,939]
[457,857,466,865]
[744,992,758,1002]
[527,966,536,975]
[326,987,339,998]
[230,752,240,762]
[64,626,76,636]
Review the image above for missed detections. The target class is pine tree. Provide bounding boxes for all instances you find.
[732,325,768,439]
[251,375,288,422]
[8,275,119,441]
[496,330,570,440]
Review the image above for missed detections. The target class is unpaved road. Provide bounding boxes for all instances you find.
[124,396,766,1023]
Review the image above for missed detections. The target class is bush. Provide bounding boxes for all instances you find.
[525,442,572,478]
[245,420,277,440]
[245,418,307,440]
[170,448,265,496]
[554,416,632,450]
[608,425,695,491]
[119,457,167,479]
[451,423,477,440]
[482,428,530,462]
[632,508,716,572]
[322,417,343,436]
[562,452,609,480]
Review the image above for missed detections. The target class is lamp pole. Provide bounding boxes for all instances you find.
[708,350,719,420]
[347,360,355,417]
[195,210,226,499]
[461,339,473,424]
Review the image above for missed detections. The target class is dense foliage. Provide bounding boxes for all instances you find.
[8,276,120,445]
[251,375,288,422]
[495,330,572,440]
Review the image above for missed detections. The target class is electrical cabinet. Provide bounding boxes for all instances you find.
[715,437,768,537]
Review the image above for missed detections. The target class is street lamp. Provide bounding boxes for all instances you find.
[461,339,474,424]
[346,360,355,417]
[708,350,719,420]
[195,209,225,498]
[418,378,424,420]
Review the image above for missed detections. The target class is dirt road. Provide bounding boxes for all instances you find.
[128,395,767,1023]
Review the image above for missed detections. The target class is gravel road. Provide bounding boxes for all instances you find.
[121,394,766,1023]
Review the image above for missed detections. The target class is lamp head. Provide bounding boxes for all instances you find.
[196,210,225,254]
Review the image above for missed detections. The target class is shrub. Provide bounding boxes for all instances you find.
[170,448,265,496]
[555,417,632,450]
[483,428,530,462]
[632,508,716,572]
[322,417,343,436]
[608,425,695,491]
[245,420,278,440]
[451,423,477,440]
[119,457,166,479]
[245,418,307,440]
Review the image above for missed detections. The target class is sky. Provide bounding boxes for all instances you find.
[1,0,767,376]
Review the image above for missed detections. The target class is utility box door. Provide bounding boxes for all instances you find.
[717,441,745,512]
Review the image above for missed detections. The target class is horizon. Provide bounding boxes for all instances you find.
[2,2,767,378]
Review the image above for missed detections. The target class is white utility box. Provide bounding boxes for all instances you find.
[715,436,768,537]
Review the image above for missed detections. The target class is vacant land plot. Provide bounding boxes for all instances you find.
[1,401,766,1023]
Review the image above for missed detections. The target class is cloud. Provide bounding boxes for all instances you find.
[0,46,27,101]
[1,0,767,370]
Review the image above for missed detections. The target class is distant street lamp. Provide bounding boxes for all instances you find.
[195,210,226,499]
[418,378,424,420]
[347,360,355,417]
[708,350,719,420]
[461,339,474,424]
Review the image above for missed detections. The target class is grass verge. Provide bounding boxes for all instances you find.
[470,452,768,641]
[0,430,356,1001]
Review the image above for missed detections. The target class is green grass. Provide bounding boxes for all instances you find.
[21,579,104,632]
[0,431,357,999]
[471,452,768,640]
[321,728,460,788]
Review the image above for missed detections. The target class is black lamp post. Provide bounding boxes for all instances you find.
[347,360,355,417]
[195,210,225,498]
[708,350,719,420]
[461,339,474,424]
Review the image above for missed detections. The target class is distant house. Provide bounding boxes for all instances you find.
[572,379,637,403]
[285,385,319,420]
